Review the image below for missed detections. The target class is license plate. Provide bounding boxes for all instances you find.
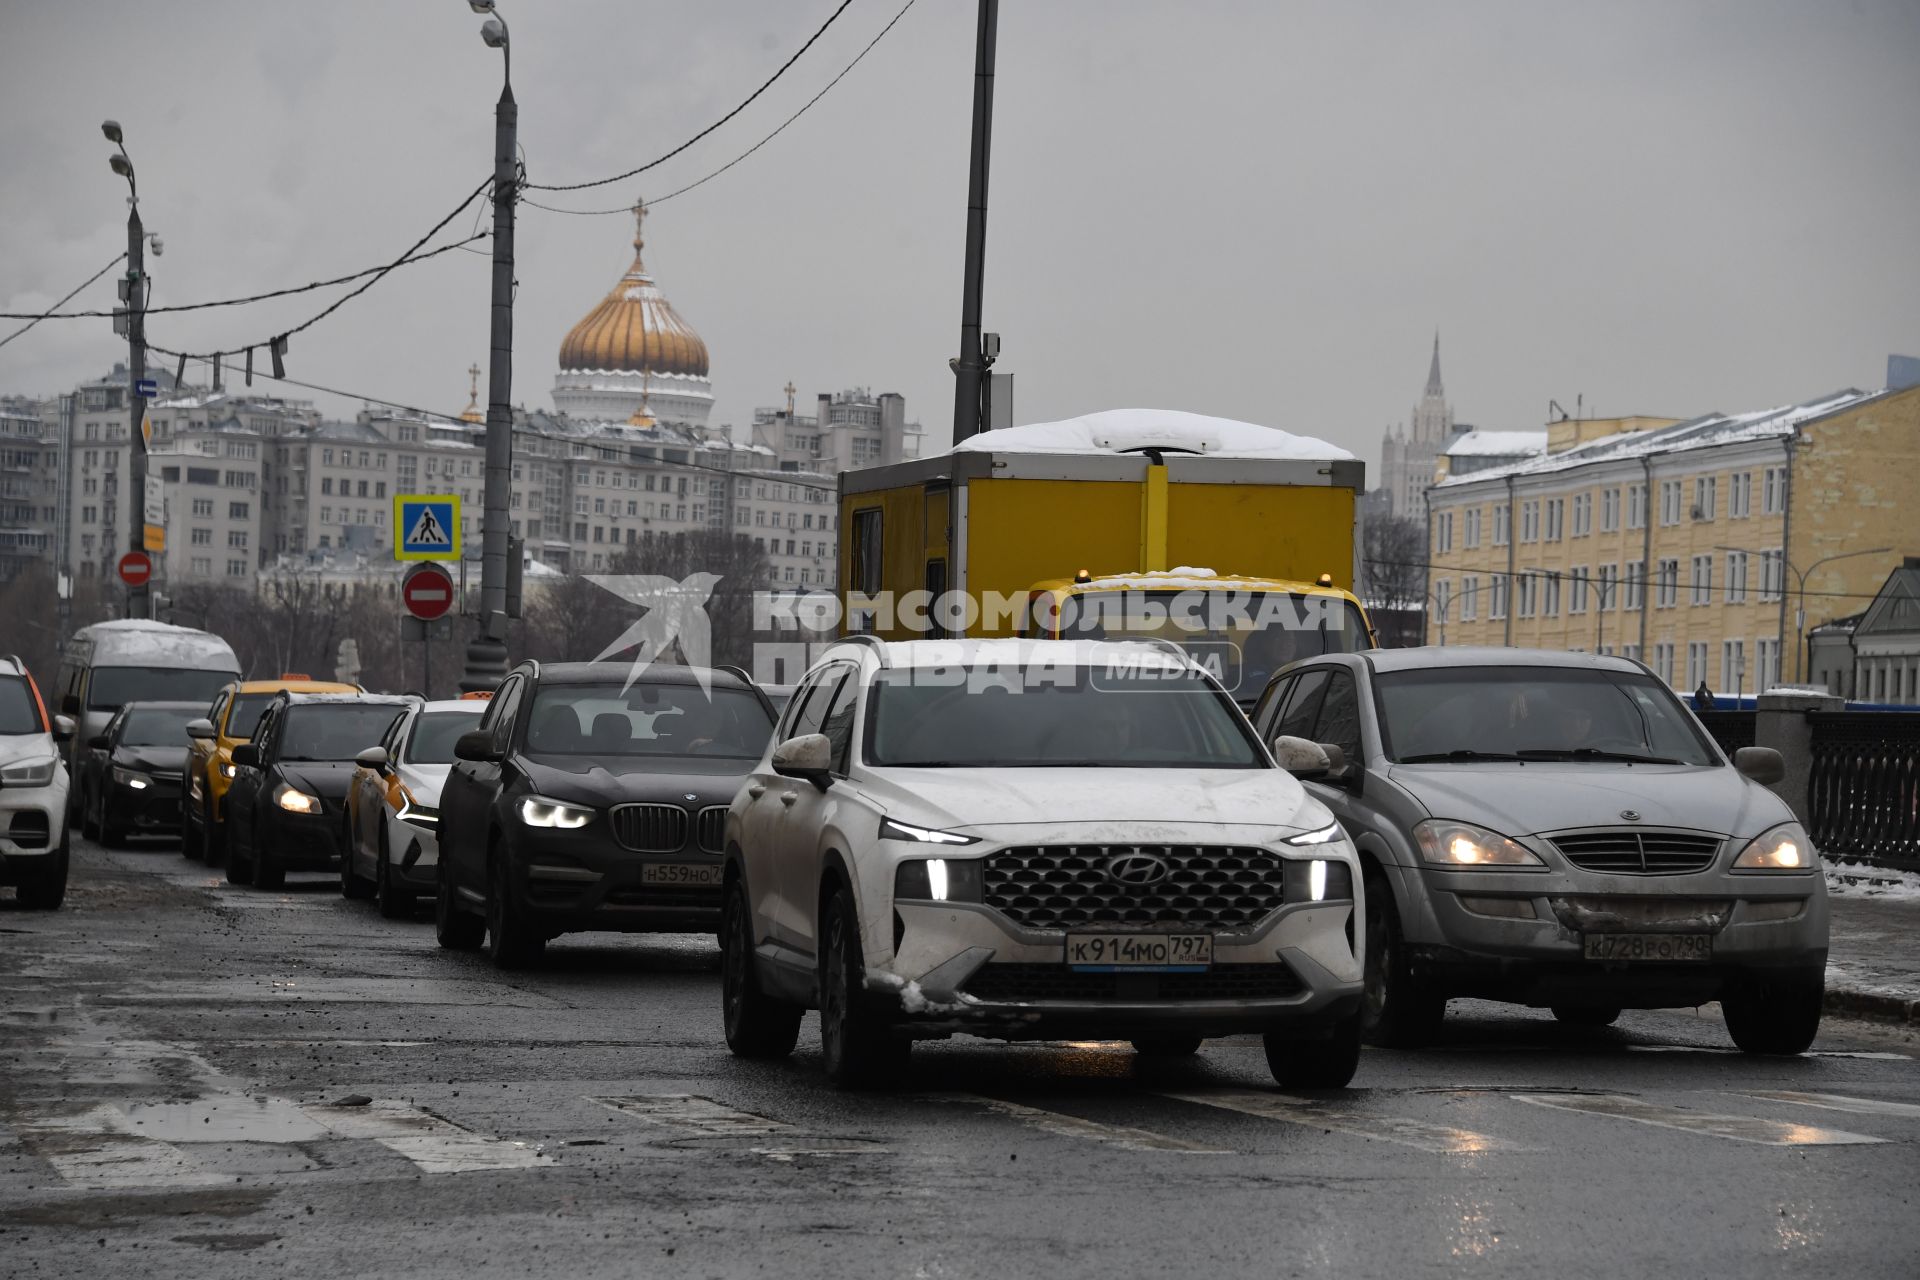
[1583,933,1710,962]
[1066,933,1213,972]
[640,863,723,887]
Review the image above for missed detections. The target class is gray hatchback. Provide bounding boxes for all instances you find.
[1249,647,1827,1054]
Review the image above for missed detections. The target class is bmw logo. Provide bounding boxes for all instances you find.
[683,793,698,802]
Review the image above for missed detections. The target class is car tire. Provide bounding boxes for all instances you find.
[81,786,100,841]
[435,858,485,951]
[341,817,375,900]
[1723,970,1824,1055]
[1360,867,1445,1048]
[484,846,544,969]
[193,795,215,864]
[1551,1005,1622,1028]
[222,818,254,886]
[375,827,414,920]
[97,793,126,849]
[16,827,70,911]
[1263,1012,1362,1089]
[253,826,285,891]
[722,879,802,1059]
[819,884,909,1089]
[1131,1036,1204,1057]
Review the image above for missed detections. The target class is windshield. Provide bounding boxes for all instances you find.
[279,704,408,763]
[1052,591,1370,701]
[89,666,234,712]
[120,707,196,747]
[525,685,774,759]
[406,710,482,764]
[1375,667,1719,766]
[865,664,1264,769]
[0,677,41,735]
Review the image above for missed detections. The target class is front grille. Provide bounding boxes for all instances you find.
[963,963,1304,1004]
[983,845,1285,932]
[610,803,688,853]
[695,806,727,855]
[1550,830,1722,875]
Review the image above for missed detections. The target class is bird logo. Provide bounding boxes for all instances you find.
[586,573,722,696]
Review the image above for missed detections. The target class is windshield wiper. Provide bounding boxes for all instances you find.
[1397,750,1525,763]
[1515,748,1684,765]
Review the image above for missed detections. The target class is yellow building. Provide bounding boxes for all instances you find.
[1424,380,1920,695]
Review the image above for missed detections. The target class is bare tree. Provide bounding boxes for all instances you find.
[1360,513,1429,647]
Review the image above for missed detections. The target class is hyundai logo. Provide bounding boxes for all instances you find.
[1106,852,1172,886]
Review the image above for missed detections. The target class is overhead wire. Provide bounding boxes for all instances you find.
[0,252,126,350]
[524,0,856,194]
[523,0,917,217]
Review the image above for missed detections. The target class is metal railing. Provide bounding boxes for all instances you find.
[1808,712,1920,870]
[1695,710,1756,755]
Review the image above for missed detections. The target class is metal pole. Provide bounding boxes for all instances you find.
[949,0,998,445]
[463,50,517,691]
[125,202,148,619]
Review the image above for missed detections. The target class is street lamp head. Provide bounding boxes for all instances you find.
[101,119,123,144]
[467,0,495,11]
[147,234,164,257]
[479,16,507,46]
[108,153,132,178]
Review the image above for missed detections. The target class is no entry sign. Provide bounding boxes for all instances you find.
[402,562,455,621]
[117,550,152,587]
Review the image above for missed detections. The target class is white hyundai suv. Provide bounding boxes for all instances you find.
[0,655,74,910]
[721,638,1365,1088]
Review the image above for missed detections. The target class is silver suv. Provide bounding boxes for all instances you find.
[721,639,1366,1089]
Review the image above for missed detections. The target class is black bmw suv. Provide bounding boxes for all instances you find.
[223,692,416,889]
[436,661,776,968]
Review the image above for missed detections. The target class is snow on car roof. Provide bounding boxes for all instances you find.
[951,408,1354,461]
[419,699,487,714]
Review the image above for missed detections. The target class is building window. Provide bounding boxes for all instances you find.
[1571,493,1590,537]
[1624,560,1644,610]
[1690,554,1713,605]
[1520,500,1539,543]
[1656,559,1679,608]
[1686,642,1709,691]
[1628,483,1647,529]
[1434,511,1453,553]
[1460,576,1478,621]
[1722,640,1746,693]
[1490,576,1509,620]
[1762,467,1785,514]
[1660,480,1683,526]
[1464,507,1482,548]
[191,498,213,517]
[1600,487,1619,532]
[1493,506,1510,547]
[1759,548,1784,601]
[321,477,333,495]
[1757,637,1780,691]
[191,527,211,546]
[1730,472,1752,518]
[227,558,248,577]
[1569,567,1589,614]
[1545,498,1564,542]
[1692,475,1717,521]
[1725,551,1748,603]
[1542,572,1560,617]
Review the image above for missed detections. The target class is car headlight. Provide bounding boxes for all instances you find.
[879,816,979,846]
[1282,821,1344,846]
[219,761,236,779]
[518,796,594,829]
[1732,821,1815,872]
[112,766,151,790]
[0,756,57,787]
[397,788,440,827]
[272,782,320,814]
[894,857,985,903]
[1414,818,1545,868]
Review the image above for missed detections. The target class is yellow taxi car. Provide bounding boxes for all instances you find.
[182,675,360,864]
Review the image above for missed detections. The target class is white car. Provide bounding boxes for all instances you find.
[0,655,74,910]
[343,698,484,918]
[722,638,1366,1089]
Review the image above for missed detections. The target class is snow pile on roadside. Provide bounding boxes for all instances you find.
[1824,862,1920,900]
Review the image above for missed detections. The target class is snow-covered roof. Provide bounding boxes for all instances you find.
[72,619,239,669]
[1435,389,1882,488]
[954,408,1353,461]
[1444,430,1548,458]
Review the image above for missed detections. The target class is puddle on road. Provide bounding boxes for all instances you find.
[120,1094,331,1143]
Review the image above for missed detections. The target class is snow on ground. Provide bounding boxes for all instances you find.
[1825,862,1920,900]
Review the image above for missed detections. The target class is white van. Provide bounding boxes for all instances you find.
[55,620,240,813]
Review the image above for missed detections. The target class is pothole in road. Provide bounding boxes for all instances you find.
[119,1095,331,1143]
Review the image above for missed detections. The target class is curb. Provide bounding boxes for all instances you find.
[1824,986,1920,1024]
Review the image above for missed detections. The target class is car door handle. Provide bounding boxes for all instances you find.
[780,791,798,807]
[747,783,766,799]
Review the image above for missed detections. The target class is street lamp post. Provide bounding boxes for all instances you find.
[461,0,517,691]
[1422,589,1448,647]
[103,120,148,620]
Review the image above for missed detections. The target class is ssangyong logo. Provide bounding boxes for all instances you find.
[1106,851,1172,886]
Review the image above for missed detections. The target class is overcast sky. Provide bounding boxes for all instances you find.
[3,0,1917,473]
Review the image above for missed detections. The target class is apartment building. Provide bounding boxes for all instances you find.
[1426,372,1920,694]
[750,387,924,474]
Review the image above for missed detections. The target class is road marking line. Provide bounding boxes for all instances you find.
[1163,1090,1524,1154]
[1511,1093,1886,1145]
[924,1094,1228,1153]
[1625,1045,1910,1060]
[597,1094,792,1136]
[1740,1090,1920,1120]
[302,1101,550,1173]
[41,1135,218,1189]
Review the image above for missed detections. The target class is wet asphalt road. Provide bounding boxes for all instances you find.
[4,837,1918,1279]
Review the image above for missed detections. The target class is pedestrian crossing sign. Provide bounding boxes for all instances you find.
[394,493,461,561]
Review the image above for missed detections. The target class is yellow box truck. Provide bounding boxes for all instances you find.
[837,409,1374,701]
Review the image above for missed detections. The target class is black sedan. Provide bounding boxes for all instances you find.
[222,692,415,889]
[80,700,202,846]
[437,661,776,968]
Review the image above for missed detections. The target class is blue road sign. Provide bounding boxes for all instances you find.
[134,378,157,398]
[394,493,461,561]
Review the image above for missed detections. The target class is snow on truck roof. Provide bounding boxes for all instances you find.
[952,409,1354,461]
[69,619,239,669]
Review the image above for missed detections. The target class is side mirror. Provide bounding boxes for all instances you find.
[231,744,261,769]
[771,733,833,790]
[185,718,216,741]
[61,694,80,714]
[1270,734,1330,780]
[88,734,110,751]
[355,746,390,772]
[1734,746,1786,787]
[52,715,74,743]
[453,729,499,763]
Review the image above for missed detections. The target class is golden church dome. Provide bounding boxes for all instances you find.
[557,203,709,379]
